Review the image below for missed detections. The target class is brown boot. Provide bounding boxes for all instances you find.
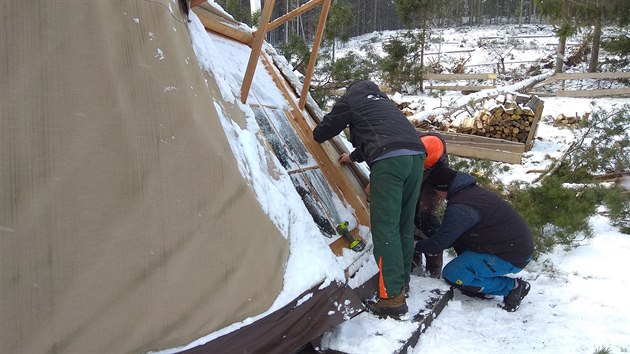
[425,253,443,279]
[366,290,408,319]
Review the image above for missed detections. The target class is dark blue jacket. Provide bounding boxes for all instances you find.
[313,81,424,166]
[417,172,533,268]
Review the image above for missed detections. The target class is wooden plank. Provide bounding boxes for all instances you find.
[525,103,543,152]
[468,60,540,67]
[424,73,497,80]
[553,72,630,80]
[556,87,630,97]
[422,130,524,164]
[193,7,254,46]
[536,72,630,88]
[399,287,454,354]
[267,0,323,31]
[240,0,275,103]
[299,0,331,109]
[425,85,496,91]
[446,143,523,164]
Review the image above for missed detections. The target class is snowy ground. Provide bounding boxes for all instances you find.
[320,25,630,354]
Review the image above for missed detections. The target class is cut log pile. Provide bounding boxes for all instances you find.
[456,97,537,143]
[553,112,589,127]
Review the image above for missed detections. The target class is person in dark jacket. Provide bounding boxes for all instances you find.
[413,132,449,278]
[416,166,534,312]
[313,80,426,318]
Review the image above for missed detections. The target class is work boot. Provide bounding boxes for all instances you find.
[425,253,443,279]
[502,278,531,312]
[366,290,408,319]
[411,250,424,276]
[404,282,410,298]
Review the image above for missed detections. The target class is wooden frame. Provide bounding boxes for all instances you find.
[424,73,497,92]
[533,72,630,98]
[239,0,331,108]
[260,52,370,256]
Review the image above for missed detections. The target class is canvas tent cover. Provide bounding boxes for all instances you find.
[0,1,290,352]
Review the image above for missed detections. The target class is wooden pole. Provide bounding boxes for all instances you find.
[267,0,323,31]
[240,0,276,104]
[298,0,331,110]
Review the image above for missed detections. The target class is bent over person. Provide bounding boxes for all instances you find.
[416,166,534,312]
[413,132,449,278]
[313,80,426,318]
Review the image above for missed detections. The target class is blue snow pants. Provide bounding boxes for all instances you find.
[442,250,527,296]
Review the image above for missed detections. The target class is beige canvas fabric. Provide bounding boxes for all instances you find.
[0,1,288,353]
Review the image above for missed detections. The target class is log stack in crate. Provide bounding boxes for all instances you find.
[457,96,537,143]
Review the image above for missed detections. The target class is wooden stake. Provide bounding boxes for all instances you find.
[240,0,275,104]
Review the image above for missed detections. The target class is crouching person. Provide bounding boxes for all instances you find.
[414,166,534,312]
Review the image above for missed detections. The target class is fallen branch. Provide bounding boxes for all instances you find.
[531,141,575,184]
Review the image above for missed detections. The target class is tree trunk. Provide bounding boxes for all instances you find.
[555,34,567,73]
[588,14,602,73]
[419,13,427,92]
[555,0,569,74]
[478,0,483,25]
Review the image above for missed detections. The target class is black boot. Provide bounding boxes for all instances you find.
[411,250,424,276]
[425,253,443,278]
[502,278,531,312]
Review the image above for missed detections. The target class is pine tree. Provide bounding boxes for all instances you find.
[394,0,440,91]
[323,0,355,69]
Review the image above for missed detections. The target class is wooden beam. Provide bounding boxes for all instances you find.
[194,11,254,46]
[425,85,496,91]
[552,72,630,80]
[424,73,497,80]
[525,99,544,152]
[432,130,525,164]
[536,72,630,88]
[240,0,275,104]
[267,0,324,31]
[446,144,522,164]
[298,0,331,109]
[556,87,630,97]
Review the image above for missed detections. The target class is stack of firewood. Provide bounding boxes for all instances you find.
[456,101,536,143]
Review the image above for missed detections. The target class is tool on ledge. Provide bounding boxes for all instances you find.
[336,221,366,252]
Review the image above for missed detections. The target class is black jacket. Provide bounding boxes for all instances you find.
[418,172,533,268]
[313,81,424,166]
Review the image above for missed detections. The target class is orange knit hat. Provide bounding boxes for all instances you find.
[420,135,445,169]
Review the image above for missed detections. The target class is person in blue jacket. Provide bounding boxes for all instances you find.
[313,80,426,318]
[415,166,534,312]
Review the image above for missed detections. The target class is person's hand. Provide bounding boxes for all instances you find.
[338,153,352,164]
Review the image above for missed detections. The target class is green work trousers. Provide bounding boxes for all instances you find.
[370,154,424,298]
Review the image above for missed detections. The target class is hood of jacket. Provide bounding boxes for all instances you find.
[446,172,477,199]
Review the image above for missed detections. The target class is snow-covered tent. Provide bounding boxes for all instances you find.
[0,1,376,353]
